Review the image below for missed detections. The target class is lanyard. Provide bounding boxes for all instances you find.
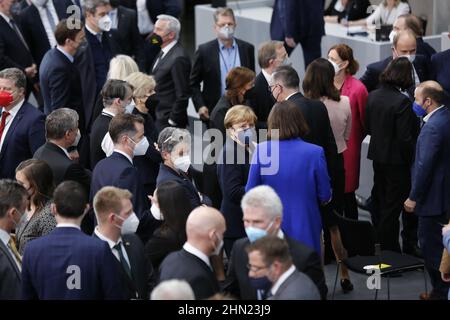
[219,46,238,75]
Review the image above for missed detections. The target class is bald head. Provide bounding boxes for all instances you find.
[415,81,446,110]
[393,30,417,58]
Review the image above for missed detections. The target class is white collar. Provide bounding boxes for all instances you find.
[3,99,25,117]
[161,40,177,56]
[0,228,11,247]
[102,109,116,118]
[113,149,133,164]
[285,92,298,101]
[183,242,211,269]
[423,105,445,123]
[56,46,74,63]
[55,143,71,159]
[261,69,273,85]
[94,227,122,249]
[85,23,101,36]
[0,11,12,24]
[56,223,81,230]
[218,38,237,50]
[271,264,296,296]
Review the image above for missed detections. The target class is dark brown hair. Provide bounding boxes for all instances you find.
[246,235,292,266]
[16,159,54,212]
[267,101,309,140]
[55,19,84,46]
[380,57,414,90]
[303,58,341,102]
[328,44,359,75]
[225,67,255,105]
[109,113,144,143]
[398,14,424,37]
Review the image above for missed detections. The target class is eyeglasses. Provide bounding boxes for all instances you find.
[246,263,269,273]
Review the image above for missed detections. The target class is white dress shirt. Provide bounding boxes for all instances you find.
[366,2,410,26]
[270,264,296,296]
[423,105,445,123]
[262,69,273,85]
[94,227,131,267]
[152,40,178,70]
[183,242,212,270]
[56,46,74,63]
[136,0,153,35]
[284,92,298,101]
[0,99,25,153]
[56,223,81,230]
[0,228,21,271]
[56,144,71,159]
[35,0,59,47]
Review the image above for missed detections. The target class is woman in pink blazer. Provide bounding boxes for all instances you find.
[328,44,368,220]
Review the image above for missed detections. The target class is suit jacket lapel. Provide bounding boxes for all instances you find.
[0,106,24,158]
[237,39,247,67]
[153,43,178,73]
[0,239,21,279]
[212,40,221,82]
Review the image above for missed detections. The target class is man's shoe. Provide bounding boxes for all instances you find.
[355,194,370,211]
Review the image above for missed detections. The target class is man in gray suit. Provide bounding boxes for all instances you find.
[246,236,320,300]
[0,179,28,299]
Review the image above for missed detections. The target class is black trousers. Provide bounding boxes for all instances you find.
[343,192,359,220]
[372,162,411,252]
[285,35,322,69]
[418,213,450,299]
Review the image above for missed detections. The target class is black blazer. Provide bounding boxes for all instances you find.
[33,141,92,195]
[109,6,145,70]
[252,71,276,129]
[287,92,338,176]
[225,236,327,300]
[0,14,34,71]
[210,95,233,140]
[159,249,220,300]
[144,227,185,272]
[19,0,72,66]
[360,55,431,93]
[216,139,251,239]
[149,42,191,127]
[39,48,83,118]
[89,112,113,169]
[0,239,21,299]
[416,37,436,63]
[94,232,154,300]
[190,38,255,112]
[324,0,371,21]
[365,85,420,165]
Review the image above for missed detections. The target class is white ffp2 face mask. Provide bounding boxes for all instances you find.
[173,155,191,173]
[115,212,140,235]
[150,203,163,220]
[133,137,149,156]
[98,15,112,32]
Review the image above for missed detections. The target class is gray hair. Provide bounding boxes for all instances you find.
[0,68,27,90]
[157,127,191,154]
[213,7,235,24]
[45,108,79,140]
[258,40,284,69]
[156,14,181,40]
[241,185,283,220]
[151,280,195,300]
[271,65,300,90]
[0,179,27,219]
[83,0,109,15]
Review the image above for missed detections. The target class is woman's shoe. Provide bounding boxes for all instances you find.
[340,279,354,293]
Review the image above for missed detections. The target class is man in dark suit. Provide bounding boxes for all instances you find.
[431,48,450,104]
[0,180,27,300]
[93,186,155,299]
[0,0,39,106]
[34,108,91,195]
[270,65,337,174]
[190,7,255,123]
[247,236,320,300]
[360,30,431,93]
[252,40,287,130]
[90,79,133,168]
[91,114,158,240]
[39,19,84,119]
[107,1,145,70]
[0,68,45,180]
[159,206,225,300]
[404,81,450,300]
[149,14,191,131]
[19,0,73,67]
[21,181,125,300]
[225,185,327,300]
[270,0,325,68]
[146,0,180,22]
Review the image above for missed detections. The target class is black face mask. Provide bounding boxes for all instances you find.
[147,33,163,47]
[243,86,255,102]
[145,95,160,110]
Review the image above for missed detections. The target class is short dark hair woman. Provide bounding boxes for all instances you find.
[145,180,193,271]
[15,159,56,254]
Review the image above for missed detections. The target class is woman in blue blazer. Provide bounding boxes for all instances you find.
[246,101,332,255]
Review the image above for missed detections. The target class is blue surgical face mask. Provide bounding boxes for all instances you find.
[248,275,272,291]
[412,101,427,117]
[245,220,274,243]
[237,128,254,146]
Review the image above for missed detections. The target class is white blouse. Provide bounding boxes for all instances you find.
[366,2,410,26]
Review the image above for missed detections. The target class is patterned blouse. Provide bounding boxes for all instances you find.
[16,201,56,255]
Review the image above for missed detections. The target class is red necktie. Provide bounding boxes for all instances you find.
[0,111,11,141]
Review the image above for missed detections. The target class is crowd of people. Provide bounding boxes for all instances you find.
[0,0,450,300]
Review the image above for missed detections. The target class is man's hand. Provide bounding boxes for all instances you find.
[442,223,450,236]
[198,106,210,121]
[285,37,296,48]
[441,272,450,282]
[25,64,37,78]
[404,198,416,213]
[68,149,80,163]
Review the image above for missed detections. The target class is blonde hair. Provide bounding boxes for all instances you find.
[93,186,132,222]
[224,105,257,130]
[107,55,139,80]
[124,72,156,99]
